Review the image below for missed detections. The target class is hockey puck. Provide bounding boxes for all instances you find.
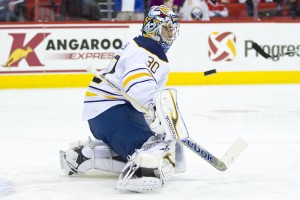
[204,69,217,76]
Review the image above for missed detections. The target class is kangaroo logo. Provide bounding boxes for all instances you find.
[1,33,50,68]
[208,32,236,61]
[3,47,33,68]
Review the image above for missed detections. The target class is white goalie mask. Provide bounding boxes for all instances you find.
[142,5,179,53]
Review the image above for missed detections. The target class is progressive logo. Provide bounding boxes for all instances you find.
[208,32,236,61]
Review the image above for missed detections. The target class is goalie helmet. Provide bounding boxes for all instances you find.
[142,5,179,53]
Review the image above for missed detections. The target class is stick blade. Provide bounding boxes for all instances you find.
[252,42,271,59]
[221,138,248,169]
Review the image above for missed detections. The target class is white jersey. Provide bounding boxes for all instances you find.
[83,36,170,120]
[180,0,210,21]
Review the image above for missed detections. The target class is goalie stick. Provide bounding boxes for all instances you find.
[181,137,247,171]
[252,41,300,59]
[87,66,247,171]
[155,89,247,171]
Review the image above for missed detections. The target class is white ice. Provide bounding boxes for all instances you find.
[1,85,300,200]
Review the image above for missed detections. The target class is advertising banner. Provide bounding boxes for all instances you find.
[0,22,299,88]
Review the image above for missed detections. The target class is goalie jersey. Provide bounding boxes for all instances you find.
[83,36,170,120]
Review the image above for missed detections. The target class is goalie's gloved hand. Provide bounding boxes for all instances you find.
[144,102,165,135]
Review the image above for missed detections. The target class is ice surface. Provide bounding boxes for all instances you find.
[1,85,300,200]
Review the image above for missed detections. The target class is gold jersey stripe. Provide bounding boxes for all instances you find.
[85,91,98,97]
[103,95,119,99]
[123,72,152,88]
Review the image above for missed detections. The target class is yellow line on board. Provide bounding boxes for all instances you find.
[167,71,300,85]
[1,71,300,89]
[0,74,93,89]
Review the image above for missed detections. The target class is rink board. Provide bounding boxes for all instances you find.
[0,22,299,88]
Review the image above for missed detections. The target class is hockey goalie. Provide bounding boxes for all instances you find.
[59,5,186,193]
[59,4,247,192]
[60,88,187,193]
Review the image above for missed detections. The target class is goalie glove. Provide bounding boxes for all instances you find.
[144,102,165,135]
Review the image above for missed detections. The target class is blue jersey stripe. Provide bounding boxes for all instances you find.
[89,86,122,96]
[84,99,126,103]
[125,79,155,93]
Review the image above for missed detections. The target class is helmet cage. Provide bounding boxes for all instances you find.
[142,6,179,52]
